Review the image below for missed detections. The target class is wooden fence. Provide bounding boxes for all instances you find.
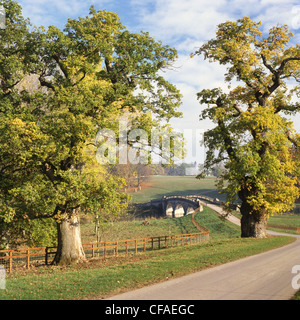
[0,231,209,273]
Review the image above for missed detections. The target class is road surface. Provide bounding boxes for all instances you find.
[106,203,300,300]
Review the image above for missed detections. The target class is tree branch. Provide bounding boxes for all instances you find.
[233,104,243,115]
[260,55,300,103]
[39,74,55,91]
[52,54,69,79]
[72,70,86,87]
[275,103,300,114]
[40,161,63,184]
[217,119,238,163]
[261,54,276,75]
[277,57,300,73]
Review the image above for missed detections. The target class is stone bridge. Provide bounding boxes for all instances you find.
[151,195,221,218]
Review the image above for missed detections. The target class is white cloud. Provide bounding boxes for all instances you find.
[132,0,230,43]
[132,0,300,43]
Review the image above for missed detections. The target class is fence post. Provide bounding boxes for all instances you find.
[45,247,48,265]
[151,238,154,250]
[144,239,146,252]
[126,241,128,255]
[26,249,30,269]
[116,241,118,257]
[9,250,12,273]
[135,239,137,254]
[104,242,107,260]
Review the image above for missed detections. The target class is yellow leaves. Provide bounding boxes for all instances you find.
[5,119,48,155]
[212,106,226,121]
[240,103,284,135]
[258,24,296,70]
[10,118,36,134]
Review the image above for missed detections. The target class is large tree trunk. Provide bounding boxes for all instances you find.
[238,186,268,238]
[53,213,86,265]
[240,208,268,238]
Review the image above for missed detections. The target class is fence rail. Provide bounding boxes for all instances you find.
[0,231,209,273]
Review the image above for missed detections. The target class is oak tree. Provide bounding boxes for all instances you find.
[0,1,182,263]
[195,17,300,238]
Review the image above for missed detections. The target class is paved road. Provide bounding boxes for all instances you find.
[106,204,300,300]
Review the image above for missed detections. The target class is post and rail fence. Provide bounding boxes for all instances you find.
[0,231,209,273]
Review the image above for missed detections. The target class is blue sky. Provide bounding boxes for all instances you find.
[17,0,300,162]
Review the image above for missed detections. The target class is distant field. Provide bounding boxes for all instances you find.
[130,175,224,203]
[267,214,300,234]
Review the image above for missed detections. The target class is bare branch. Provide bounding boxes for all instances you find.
[275,103,300,114]
[261,54,276,75]
[233,104,243,115]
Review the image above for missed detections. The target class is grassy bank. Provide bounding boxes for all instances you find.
[80,206,240,243]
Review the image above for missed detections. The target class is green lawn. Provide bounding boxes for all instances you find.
[267,214,300,234]
[292,290,300,300]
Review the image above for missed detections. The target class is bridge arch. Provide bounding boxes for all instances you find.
[160,195,208,218]
[166,203,174,218]
[174,204,184,218]
[186,206,194,215]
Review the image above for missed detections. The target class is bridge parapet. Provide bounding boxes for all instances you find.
[151,194,222,218]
